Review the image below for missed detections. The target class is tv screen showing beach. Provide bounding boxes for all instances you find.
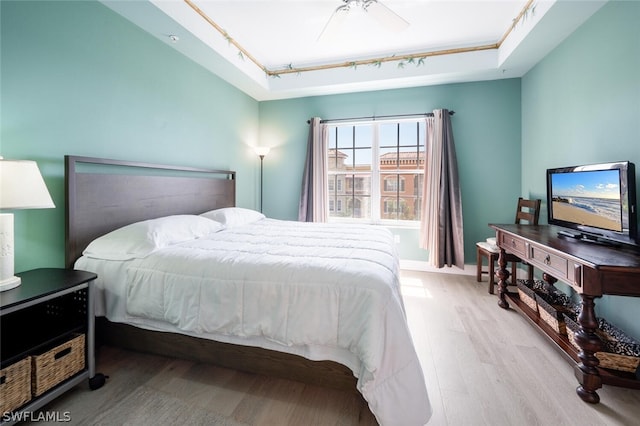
[550,169,624,232]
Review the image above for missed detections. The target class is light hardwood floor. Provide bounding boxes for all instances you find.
[27,270,640,425]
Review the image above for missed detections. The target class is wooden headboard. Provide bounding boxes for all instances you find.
[65,155,236,269]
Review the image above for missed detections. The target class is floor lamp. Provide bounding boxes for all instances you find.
[0,158,55,291]
[254,147,270,213]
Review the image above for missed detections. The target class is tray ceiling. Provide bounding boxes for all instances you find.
[101,0,608,100]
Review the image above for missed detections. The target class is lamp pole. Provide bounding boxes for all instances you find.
[259,154,265,213]
[254,147,270,213]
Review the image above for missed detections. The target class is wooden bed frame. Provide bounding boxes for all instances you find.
[64,155,358,391]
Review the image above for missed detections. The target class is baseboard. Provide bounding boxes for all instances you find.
[400,260,531,279]
[400,260,476,275]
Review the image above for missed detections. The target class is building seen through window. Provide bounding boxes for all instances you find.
[327,119,425,223]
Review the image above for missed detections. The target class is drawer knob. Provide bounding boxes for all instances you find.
[544,254,551,265]
[511,239,516,247]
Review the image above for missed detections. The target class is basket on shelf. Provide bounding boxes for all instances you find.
[596,318,640,373]
[563,312,581,352]
[534,286,572,335]
[563,314,640,373]
[31,333,85,397]
[0,357,32,413]
[515,279,543,313]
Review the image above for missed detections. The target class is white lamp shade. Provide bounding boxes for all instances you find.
[254,147,271,157]
[0,160,55,209]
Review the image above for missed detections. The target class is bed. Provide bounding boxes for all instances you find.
[64,155,431,426]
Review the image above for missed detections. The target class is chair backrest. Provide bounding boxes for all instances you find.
[515,197,541,225]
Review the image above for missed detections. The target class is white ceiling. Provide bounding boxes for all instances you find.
[101,0,608,101]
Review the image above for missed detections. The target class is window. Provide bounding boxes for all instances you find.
[329,198,343,213]
[383,176,405,193]
[328,176,342,192]
[383,198,408,215]
[326,119,425,223]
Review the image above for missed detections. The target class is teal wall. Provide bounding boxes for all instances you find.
[0,1,259,272]
[522,0,640,338]
[259,80,522,262]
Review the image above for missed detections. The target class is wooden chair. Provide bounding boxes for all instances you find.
[476,197,541,294]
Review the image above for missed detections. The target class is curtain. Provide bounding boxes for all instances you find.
[298,117,328,222]
[419,109,464,268]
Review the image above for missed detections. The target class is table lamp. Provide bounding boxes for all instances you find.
[0,158,55,291]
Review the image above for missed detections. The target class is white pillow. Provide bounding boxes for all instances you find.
[200,207,265,228]
[83,215,224,260]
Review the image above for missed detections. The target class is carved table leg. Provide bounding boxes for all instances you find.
[542,272,559,295]
[574,294,603,403]
[542,272,557,287]
[496,248,510,309]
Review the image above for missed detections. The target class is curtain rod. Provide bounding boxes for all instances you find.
[307,111,454,124]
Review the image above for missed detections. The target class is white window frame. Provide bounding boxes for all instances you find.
[326,117,425,227]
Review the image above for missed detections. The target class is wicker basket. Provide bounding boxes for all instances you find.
[564,313,611,352]
[563,312,582,352]
[534,287,572,335]
[563,314,640,373]
[536,295,567,335]
[32,334,85,397]
[596,319,640,373]
[516,279,541,313]
[0,357,32,413]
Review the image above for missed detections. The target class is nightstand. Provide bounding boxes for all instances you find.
[0,268,105,425]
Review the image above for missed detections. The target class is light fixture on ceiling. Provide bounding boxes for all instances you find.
[318,0,410,42]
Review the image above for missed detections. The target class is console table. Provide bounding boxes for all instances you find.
[490,224,640,403]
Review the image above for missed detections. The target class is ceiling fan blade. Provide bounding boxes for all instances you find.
[318,6,349,42]
[366,1,410,32]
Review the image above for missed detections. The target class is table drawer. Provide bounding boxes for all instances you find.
[499,233,528,258]
[531,246,568,280]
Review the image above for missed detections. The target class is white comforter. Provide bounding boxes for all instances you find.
[77,219,431,425]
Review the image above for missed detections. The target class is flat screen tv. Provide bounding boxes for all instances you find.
[547,161,637,246]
